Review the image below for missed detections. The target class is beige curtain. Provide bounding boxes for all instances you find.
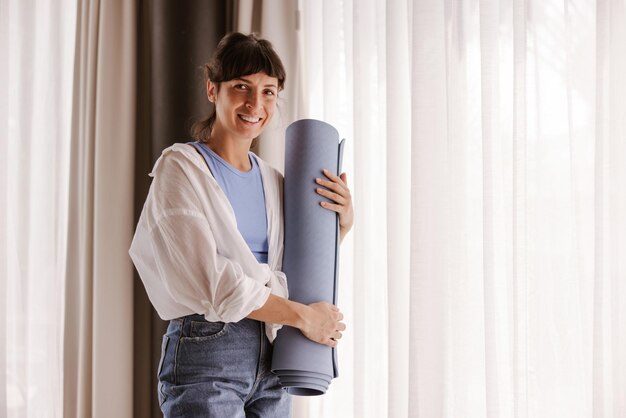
[63,0,136,417]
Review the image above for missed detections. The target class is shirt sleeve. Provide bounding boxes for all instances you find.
[267,269,289,300]
[136,150,272,323]
[149,211,271,322]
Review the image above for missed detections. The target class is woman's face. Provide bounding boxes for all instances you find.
[208,72,279,142]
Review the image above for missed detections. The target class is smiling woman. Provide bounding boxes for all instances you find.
[129,32,354,418]
[191,32,286,153]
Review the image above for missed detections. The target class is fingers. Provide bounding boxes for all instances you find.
[327,169,348,188]
[316,170,354,233]
[327,331,343,347]
[330,310,345,344]
[302,302,347,347]
[319,201,344,213]
[327,324,345,347]
[315,170,349,195]
[316,178,349,213]
[323,167,345,182]
[316,187,348,205]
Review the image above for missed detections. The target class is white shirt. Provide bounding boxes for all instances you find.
[129,143,288,342]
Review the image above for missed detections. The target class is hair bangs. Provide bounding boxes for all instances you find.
[219,39,285,90]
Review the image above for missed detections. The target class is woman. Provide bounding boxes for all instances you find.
[130,32,354,417]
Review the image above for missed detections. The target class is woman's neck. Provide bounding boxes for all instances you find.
[206,132,253,171]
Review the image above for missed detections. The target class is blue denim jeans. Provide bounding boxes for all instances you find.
[158,314,292,417]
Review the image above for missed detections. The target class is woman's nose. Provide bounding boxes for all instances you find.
[245,91,261,109]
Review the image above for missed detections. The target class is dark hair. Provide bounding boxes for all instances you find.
[191,32,287,144]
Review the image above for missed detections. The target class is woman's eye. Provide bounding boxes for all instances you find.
[264,90,276,96]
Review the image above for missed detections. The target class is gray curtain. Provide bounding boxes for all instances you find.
[133,2,231,416]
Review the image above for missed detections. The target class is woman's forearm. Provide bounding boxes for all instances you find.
[247,293,345,348]
[247,293,306,328]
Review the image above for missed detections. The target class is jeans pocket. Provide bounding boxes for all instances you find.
[176,321,230,385]
[186,320,228,341]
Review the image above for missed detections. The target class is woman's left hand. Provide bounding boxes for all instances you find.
[316,169,354,242]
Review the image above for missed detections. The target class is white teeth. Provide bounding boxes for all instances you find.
[239,114,261,123]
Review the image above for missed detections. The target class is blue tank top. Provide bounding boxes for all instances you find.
[189,142,269,264]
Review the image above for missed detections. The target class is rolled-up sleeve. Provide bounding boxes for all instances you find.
[148,210,270,322]
[267,269,289,300]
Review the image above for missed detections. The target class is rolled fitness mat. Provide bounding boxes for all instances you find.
[271,119,345,396]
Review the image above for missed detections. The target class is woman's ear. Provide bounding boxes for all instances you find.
[207,80,216,102]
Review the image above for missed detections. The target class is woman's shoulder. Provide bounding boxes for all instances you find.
[149,142,205,177]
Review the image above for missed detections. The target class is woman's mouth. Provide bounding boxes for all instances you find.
[238,114,261,123]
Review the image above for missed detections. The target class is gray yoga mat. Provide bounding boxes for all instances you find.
[271,119,345,396]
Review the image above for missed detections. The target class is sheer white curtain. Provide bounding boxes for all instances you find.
[291,0,626,417]
[3,1,76,416]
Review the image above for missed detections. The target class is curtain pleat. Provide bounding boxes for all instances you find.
[64,1,136,417]
[409,2,450,416]
[5,1,76,416]
[593,1,626,416]
[385,0,412,416]
[352,1,391,417]
[0,2,6,411]
[512,0,529,416]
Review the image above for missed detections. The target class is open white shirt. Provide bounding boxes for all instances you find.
[129,143,288,342]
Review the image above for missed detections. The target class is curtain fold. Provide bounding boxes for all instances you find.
[384,0,412,414]
[4,0,77,416]
[1,1,10,415]
[63,1,136,417]
[593,1,626,416]
[410,2,457,416]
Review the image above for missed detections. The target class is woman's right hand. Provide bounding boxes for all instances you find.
[299,302,346,348]
[247,294,345,347]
